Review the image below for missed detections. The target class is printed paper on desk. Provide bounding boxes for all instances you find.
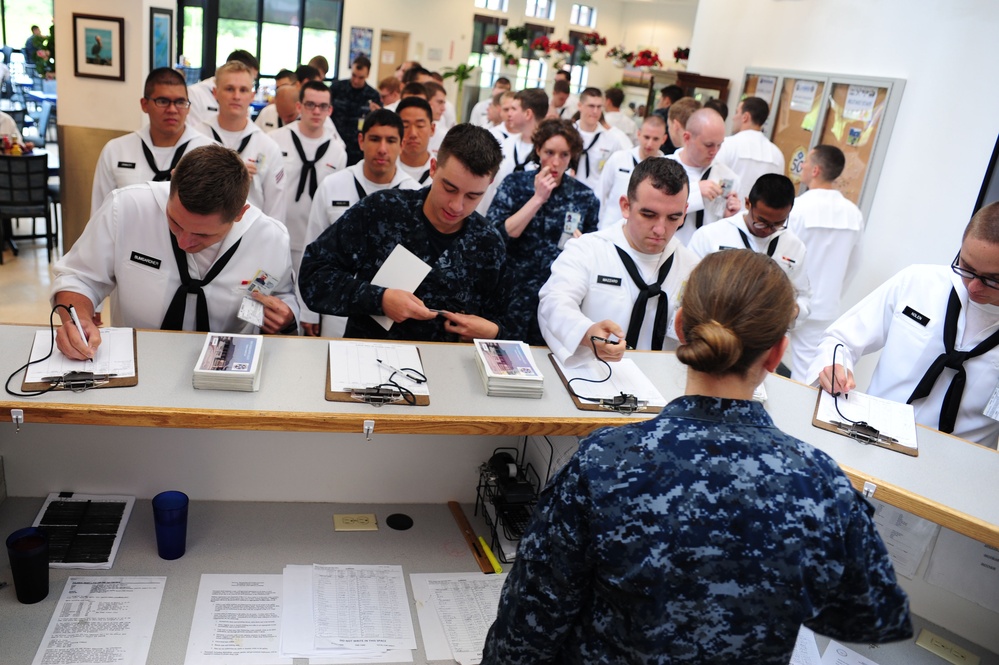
[553,355,666,407]
[25,327,136,383]
[815,389,918,450]
[369,244,433,331]
[925,527,999,614]
[819,639,883,665]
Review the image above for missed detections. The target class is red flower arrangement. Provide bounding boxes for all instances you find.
[484,34,499,46]
[551,39,574,54]
[531,35,552,52]
[673,47,690,61]
[633,49,662,68]
[580,31,607,47]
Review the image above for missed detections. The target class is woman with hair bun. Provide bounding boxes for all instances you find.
[483,249,911,665]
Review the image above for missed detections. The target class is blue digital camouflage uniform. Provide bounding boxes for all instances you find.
[482,395,912,664]
[487,171,599,344]
[299,187,509,342]
[328,78,381,166]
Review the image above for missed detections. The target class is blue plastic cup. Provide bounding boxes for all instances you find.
[152,491,189,560]
[6,526,49,604]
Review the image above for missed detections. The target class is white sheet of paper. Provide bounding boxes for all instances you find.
[313,564,417,651]
[280,565,410,663]
[32,493,134,570]
[843,84,878,122]
[554,356,666,407]
[327,341,429,395]
[789,625,822,665]
[815,389,918,450]
[820,639,883,665]
[925,528,999,613]
[755,75,778,109]
[790,79,819,112]
[25,327,136,382]
[868,499,939,579]
[411,573,507,665]
[369,244,433,331]
[186,574,304,665]
[31,576,165,665]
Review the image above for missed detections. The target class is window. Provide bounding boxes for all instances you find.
[570,4,596,28]
[474,0,509,11]
[180,0,343,79]
[470,14,508,89]
[514,23,553,90]
[525,0,555,21]
[1,0,53,52]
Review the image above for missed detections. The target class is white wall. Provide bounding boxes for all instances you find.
[55,0,175,133]
[687,0,999,306]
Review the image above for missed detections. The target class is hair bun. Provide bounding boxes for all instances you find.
[676,320,743,374]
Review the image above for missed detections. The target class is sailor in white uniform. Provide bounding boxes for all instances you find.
[186,49,258,127]
[539,159,699,367]
[197,61,286,222]
[787,145,864,380]
[396,97,436,186]
[713,96,785,201]
[809,204,999,449]
[269,81,347,273]
[573,88,624,194]
[688,174,810,326]
[52,145,298,361]
[91,68,215,214]
[301,110,420,337]
[597,115,666,229]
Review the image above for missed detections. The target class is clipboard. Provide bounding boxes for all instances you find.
[811,390,918,457]
[324,343,430,406]
[548,353,663,415]
[21,328,139,392]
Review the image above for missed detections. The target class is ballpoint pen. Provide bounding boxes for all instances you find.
[68,305,89,347]
[376,358,425,384]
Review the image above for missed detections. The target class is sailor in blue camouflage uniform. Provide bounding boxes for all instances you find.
[299,124,509,342]
[483,250,911,664]
[487,118,599,344]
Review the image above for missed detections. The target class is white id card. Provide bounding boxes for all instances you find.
[984,380,999,421]
[237,296,265,327]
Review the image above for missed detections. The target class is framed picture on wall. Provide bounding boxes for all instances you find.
[150,8,173,70]
[73,13,125,81]
[349,27,374,64]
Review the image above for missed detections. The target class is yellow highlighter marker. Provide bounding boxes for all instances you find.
[478,536,503,574]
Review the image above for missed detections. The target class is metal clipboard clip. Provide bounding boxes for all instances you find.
[598,393,647,414]
[350,386,407,406]
[829,420,899,446]
[41,371,116,392]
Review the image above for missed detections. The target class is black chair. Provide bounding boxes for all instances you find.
[0,153,56,263]
[4,108,27,134]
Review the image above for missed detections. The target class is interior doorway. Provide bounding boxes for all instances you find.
[378,30,409,83]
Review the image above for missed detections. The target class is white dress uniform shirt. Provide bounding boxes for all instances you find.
[597,147,664,230]
[604,111,638,146]
[476,135,537,216]
[269,121,347,271]
[538,219,700,367]
[198,117,287,221]
[806,266,999,448]
[300,162,421,335]
[574,126,624,194]
[52,182,298,333]
[91,124,215,214]
[470,98,491,127]
[256,106,345,147]
[713,129,786,201]
[397,154,434,187]
[666,150,741,247]
[787,188,865,379]
[688,212,810,326]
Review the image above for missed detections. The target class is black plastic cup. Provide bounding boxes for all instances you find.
[152,491,189,560]
[6,527,49,604]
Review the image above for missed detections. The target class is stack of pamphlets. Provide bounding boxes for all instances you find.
[193,333,263,392]
[473,339,544,398]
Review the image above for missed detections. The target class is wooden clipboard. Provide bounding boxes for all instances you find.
[21,328,139,392]
[324,344,430,406]
[811,391,918,457]
[548,353,662,414]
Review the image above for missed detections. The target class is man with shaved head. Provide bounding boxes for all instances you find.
[666,107,741,246]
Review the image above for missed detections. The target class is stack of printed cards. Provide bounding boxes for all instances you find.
[193,333,263,392]
[473,339,544,398]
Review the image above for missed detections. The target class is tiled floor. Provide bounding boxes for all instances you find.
[0,219,59,325]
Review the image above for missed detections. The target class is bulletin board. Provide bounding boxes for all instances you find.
[739,68,905,224]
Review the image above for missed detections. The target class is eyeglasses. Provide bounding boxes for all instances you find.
[747,206,788,232]
[146,97,192,109]
[302,101,331,112]
[951,252,999,290]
